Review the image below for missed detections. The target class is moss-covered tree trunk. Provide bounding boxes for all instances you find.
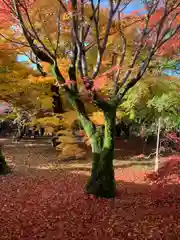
[52,64,116,198]
[0,149,9,174]
[86,108,116,198]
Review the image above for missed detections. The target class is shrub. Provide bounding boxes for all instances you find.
[56,130,86,160]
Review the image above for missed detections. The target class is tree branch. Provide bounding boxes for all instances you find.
[68,45,78,92]
[36,8,56,53]
[113,11,127,94]
[17,0,55,59]
[55,6,61,56]
[115,1,159,98]
[155,20,180,52]
[57,0,69,13]
[116,0,179,102]
[0,33,29,47]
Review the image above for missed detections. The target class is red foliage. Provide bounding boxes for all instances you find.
[166,132,180,143]
[144,7,180,56]
[1,143,180,239]
[67,0,73,12]
[164,132,180,151]
[0,3,12,26]
[93,65,121,90]
[0,0,34,27]
[147,155,180,184]
[0,164,180,240]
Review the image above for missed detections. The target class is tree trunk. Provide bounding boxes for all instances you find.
[50,84,64,113]
[86,109,116,198]
[52,64,116,198]
[0,149,9,174]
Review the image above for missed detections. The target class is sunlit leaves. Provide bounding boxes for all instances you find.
[120,72,180,128]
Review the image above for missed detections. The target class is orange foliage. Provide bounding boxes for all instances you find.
[90,111,104,125]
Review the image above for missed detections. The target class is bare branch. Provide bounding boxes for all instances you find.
[56,0,69,13]
[83,0,101,42]
[113,11,127,94]
[36,8,56,53]
[90,0,101,49]
[70,0,84,77]
[1,0,18,18]
[115,1,159,97]
[118,0,132,13]
[79,0,89,77]
[156,24,180,52]
[84,17,142,53]
[116,1,180,102]
[101,1,114,50]
[0,32,29,47]
[83,24,91,41]
[9,0,53,66]
[117,48,155,101]
[89,0,102,80]
[91,0,121,79]
[55,6,61,56]
[17,0,55,59]
[80,0,85,43]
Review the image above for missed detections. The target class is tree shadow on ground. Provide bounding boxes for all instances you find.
[146,155,180,181]
[80,137,156,161]
[52,161,154,173]
[1,165,180,240]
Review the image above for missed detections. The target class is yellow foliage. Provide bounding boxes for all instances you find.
[41,62,51,73]
[57,58,71,80]
[32,116,63,127]
[62,13,71,21]
[58,136,77,144]
[61,111,78,128]
[28,74,54,84]
[55,128,86,159]
[56,129,73,137]
[45,127,54,135]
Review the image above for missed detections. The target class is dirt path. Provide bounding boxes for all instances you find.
[1,138,59,173]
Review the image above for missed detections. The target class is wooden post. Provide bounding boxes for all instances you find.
[155,117,161,172]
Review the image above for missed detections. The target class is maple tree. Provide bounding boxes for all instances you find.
[0,0,179,198]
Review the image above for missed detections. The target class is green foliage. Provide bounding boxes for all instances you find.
[120,73,179,125]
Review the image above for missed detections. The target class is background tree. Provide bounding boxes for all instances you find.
[0,0,179,198]
[0,146,10,174]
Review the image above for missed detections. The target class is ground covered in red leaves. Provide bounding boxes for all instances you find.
[1,145,180,240]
